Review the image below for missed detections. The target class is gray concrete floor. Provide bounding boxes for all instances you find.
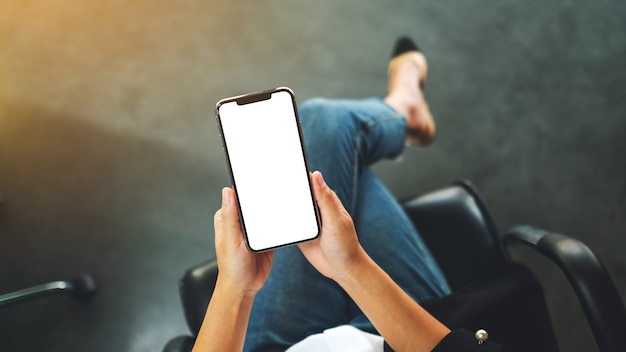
[1,1,624,351]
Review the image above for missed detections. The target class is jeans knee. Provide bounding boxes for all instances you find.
[299,98,357,140]
[298,98,335,126]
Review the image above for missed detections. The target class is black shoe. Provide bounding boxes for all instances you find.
[391,36,421,59]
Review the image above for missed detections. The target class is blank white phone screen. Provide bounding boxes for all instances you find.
[218,90,319,251]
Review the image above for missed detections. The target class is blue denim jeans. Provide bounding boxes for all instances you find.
[243,97,451,351]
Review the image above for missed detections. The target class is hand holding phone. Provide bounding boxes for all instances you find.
[216,87,321,252]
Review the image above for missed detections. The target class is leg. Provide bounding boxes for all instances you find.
[301,97,449,302]
[299,97,407,213]
[245,37,443,350]
[244,97,407,351]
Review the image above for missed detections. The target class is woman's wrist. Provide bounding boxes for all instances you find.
[214,275,259,301]
[194,277,257,352]
[333,246,375,289]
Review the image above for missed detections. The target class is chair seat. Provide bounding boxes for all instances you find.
[422,262,558,352]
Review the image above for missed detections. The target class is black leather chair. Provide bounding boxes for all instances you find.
[163,181,626,352]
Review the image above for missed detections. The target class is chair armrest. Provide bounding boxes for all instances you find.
[0,274,98,307]
[179,259,219,336]
[505,225,626,352]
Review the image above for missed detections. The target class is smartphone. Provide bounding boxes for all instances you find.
[215,87,321,252]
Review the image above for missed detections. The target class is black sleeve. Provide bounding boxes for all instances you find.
[432,329,503,352]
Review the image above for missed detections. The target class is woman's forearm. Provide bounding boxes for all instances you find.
[336,249,450,352]
[192,279,256,352]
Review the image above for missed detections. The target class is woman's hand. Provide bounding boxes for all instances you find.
[193,187,273,352]
[298,171,367,282]
[300,172,450,352]
[213,187,274,297]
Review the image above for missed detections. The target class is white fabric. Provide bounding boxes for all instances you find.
[286,325,385,352]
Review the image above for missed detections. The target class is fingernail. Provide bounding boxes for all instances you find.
[316,171,326,187]
[222,187,231,205]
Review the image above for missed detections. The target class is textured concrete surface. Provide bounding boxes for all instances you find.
[1,1,624,351]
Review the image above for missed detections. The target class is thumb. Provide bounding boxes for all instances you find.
[311,171,347,221]
[219,187,242,232]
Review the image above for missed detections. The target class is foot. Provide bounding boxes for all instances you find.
[384,38,435,146]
